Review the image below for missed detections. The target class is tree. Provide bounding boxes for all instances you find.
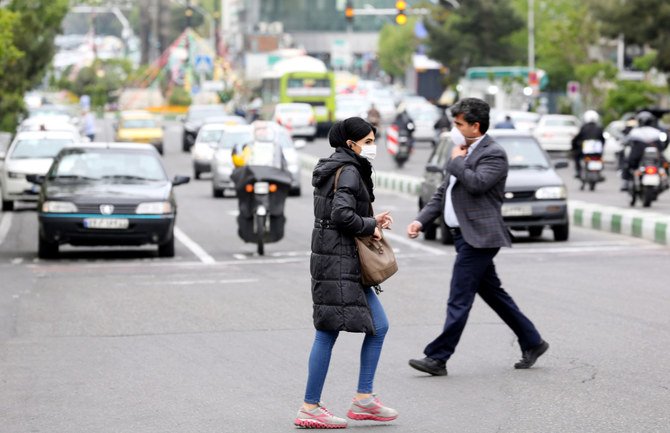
[0,1,69,132]
[378,19,418,81]
[594,0,670,84]
[425,0,524,84]
[602,80,664,123]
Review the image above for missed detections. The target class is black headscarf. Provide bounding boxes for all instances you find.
[327,117,377,201]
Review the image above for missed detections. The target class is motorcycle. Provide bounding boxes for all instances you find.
[386,122,415,168]
[629,146,668,207]
[579,140,605,191]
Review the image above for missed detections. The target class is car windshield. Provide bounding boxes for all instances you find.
[9,138,73,159]
[544,118,578,127]
[220,131,253,149]
[121,119,157,128]
[189,107,226,121]
[50,150,167,181]
[197,129,224,143]
[497,137,550,169]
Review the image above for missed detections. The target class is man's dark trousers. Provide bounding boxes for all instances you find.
[424,232,543,361]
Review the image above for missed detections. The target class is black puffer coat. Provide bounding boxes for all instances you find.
[310,147,377,334]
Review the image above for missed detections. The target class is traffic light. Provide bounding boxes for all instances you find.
[345,1,354,23]
[395,1,408,25]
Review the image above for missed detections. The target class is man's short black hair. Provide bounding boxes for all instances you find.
[450,98,490,134]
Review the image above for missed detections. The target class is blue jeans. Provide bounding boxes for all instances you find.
[303,288,389,404]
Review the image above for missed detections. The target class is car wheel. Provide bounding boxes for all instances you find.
[528,227,543,238]
[182,137,190,152]
[194,170,201,180]
[440,220,454,245]
[38,236,59,259]
[2,199,13,211]
[212,188,224,198]
[158,234,175,257]
[552,223,569,241]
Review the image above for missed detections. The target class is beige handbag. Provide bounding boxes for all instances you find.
[334,167,398,286]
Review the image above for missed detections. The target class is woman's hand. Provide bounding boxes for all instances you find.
[372,226,382,240]
[375,211,394,230]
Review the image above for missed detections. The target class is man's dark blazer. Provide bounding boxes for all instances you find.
[416,134,512,248]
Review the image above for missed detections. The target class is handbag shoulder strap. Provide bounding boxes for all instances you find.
[333,165,374,216]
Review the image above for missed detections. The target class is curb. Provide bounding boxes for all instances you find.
[299,154,670,247]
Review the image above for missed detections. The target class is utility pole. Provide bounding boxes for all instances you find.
[528,0,535,72]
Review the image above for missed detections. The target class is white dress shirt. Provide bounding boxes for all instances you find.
[444,135,485,227]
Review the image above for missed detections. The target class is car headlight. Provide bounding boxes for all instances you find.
[535,186,567,200]
[42,201,78,213]
[7,171,24,179]
[136,201,173,214]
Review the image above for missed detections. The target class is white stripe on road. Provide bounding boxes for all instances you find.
[384,231,448,256]
[174,226,216,264]
[0,212,12,246]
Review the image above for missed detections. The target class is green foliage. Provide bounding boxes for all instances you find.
[425,0,523,84]
[378,19,418,80]
[168,87,192,106]
[603,80,663,123]
[0,0,69,132]
[632,52,658,72]
[59,59,133,108]
[595,0,670,76]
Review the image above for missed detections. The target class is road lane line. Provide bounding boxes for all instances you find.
[384,231,448,256]
[174,226,216,264]
[0,212,12,246]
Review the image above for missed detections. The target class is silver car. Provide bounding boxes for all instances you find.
[210,125,254,197]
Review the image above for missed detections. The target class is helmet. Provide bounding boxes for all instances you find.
[635,111,656,127]
[582,110,599,124]
[231,143,251,168]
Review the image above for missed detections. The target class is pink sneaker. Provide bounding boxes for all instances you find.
[294,403,348,429]
[347,395,398,422]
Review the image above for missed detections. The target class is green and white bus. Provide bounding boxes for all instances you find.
[261,55,335,132]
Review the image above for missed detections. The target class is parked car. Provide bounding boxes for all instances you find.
[532,114,581,152]
[191,116,248,179]
[210,125,254,197]
[0,130,76,211]
[29,142,189,258]
[114,110,164,154]
[181,104,228,151]
[418,129,569,243]
[272,103,317,141]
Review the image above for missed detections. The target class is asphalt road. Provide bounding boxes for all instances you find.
[1,122,669,432]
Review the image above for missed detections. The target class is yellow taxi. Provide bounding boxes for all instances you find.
[115,110,164,154]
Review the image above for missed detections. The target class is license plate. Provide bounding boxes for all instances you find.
[502,205,533,217]
[83,218,129,229]
[642,174,660,186]
[587,161,603,170]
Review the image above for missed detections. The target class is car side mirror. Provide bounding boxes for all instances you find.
[554,161,569,169]
[294,139,306,149]
[172,175,190,186]
[26,174,45,184]
[425,163,444,174]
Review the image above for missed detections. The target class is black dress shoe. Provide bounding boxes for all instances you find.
[514,340,549,369]
[409,357,447,376]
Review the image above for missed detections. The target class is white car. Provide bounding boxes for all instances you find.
[335,96,371,121]
[406,103,440,142]
[210,125,254,197]
[272,103,317,141]
[19,115,83,139]
[533,114,581,152]
[192,121,247,179]
[0,131,76,210]
[497,110,541,132]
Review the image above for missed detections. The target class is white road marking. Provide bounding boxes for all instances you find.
[11,258,23,265]
[174,226,216,264]
[0,212,12,246]
[233,253,247,260]
[136,278,259,286]
[384,231,448,256]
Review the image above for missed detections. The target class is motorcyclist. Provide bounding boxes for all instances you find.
[621,111,665,190]
[366,103,381,128]
[571,110,605,178]
[433,107,452,131]
[392,103,415,136]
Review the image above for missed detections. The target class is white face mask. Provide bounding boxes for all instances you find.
[359,144,377,162]
[450,127,466,147]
